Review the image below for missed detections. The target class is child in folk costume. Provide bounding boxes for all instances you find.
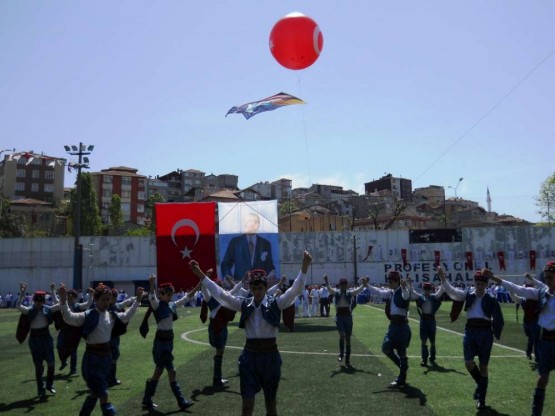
[189,251,312,416]
[57,287,94,375]
[106,287,137,387]
[324,275,369,367]
[59,283,143,416]
[141,276,201,411]
[367,271,412,388]
[410,281,444,366]
[16,282,60,398]
[200,269,237,386]
[486,263,555,416]
[438,267,504,410]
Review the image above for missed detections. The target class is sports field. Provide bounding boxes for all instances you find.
[0,302,550,415]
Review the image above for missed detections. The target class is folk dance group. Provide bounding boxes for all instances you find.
[13,252,555,416]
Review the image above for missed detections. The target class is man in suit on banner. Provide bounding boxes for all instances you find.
[221,212,276,280]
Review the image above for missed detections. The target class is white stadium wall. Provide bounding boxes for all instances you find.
[0,227,553,293]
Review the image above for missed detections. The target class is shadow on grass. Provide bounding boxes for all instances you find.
[330,364,377,378]
[422,362,466,376]
[142,406,195,415]
[475,405,511,416]
[0,395,50,413]
[374,384,428,406]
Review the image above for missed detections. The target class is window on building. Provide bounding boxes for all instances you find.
[103,176,113,183]
[16,169,25,178]
[31,183,39,192]
[138,191,145,200]
[17,157,26,165]
[138,179,145,187]
[45,171,54,180]
[137,204,144,213]
[122,191,131,198]
[15,182,25,191]
[44,184,54,193]
[103,189,112,197]
[122,177,132,186]
[32,170,40,179]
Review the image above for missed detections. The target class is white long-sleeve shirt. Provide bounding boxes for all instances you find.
[411,286,444,314]
[149,290,195,331]
[442,280,489,320]
[17,290,61,329]
[327,284,366,308]
[61,298,140,344]
[501,280,555,331]
[202,270,306,339]
[368,285,411,317]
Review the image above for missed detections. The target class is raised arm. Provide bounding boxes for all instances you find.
[16,282,31,313]
[350,277,369,297]
[267,274,287,296]
[189,260,243,311]
[148,274,160,309]
[116,287,144,323]
[323,274,336,295]
[482,269,539,300]
[276,251,312,309]
[437,266,466,301]
[175,281,202,307]
[58,285,86,326]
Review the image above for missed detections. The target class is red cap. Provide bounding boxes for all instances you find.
[339,278,349,285]
[422,282,434,290]
[249,269,267,285]
[33,291,47,301]
[544,262,555,273]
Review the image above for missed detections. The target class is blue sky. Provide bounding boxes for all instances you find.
[1,1,554,222]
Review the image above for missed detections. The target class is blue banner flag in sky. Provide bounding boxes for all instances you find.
[225,92,305,120]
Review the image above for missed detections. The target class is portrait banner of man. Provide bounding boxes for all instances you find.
[218,201,280,282]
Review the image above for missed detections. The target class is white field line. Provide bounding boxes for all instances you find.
[362,304,527,355]
[180,303,526,359]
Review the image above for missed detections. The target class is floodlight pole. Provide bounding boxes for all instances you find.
[65,142,93,290]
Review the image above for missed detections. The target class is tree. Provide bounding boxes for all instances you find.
[0,198,26,237]
[382,198,407,230]
[145,192,165,232]
[69,172,102,236]
[537,173,555,225]
[279,199,299,216]
[108,194,123,234]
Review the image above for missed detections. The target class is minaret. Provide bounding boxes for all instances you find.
[486,187,491,213]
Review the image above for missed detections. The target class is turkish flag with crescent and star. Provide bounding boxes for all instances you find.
[155,202,217,291]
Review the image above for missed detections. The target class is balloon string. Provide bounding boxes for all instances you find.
[218,201,279,230]
[414,48,555,183]
[297,74,312,185]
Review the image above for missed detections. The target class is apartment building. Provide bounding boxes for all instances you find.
[0,152,65,203]
[91,166,147,225]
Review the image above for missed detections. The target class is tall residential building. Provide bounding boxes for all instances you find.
[0,151,65,203]
[364,174,412,200]
[91,166,147,225]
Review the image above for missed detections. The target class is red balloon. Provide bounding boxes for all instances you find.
[269,12,323,70]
